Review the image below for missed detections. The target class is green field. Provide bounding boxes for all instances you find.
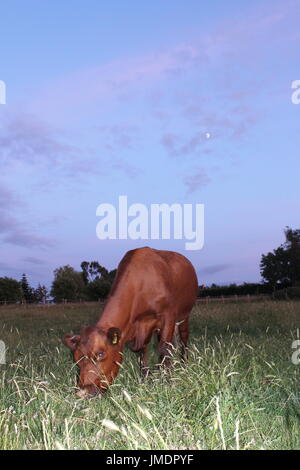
[1,300,300,450]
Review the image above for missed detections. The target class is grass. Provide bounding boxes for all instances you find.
[1,300,300,450]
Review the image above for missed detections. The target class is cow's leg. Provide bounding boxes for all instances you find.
[178,319,189,363]
[139,344,150,380]
[137,326,156,380]
[158,321,175,369]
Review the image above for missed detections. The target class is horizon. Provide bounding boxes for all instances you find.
[1,0,300,288]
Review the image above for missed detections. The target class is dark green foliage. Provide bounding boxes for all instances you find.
[198,282,273,297]
[80,261,116,301]
[0,277,22,302]
[34,284,49,303]
[51,262,117,302]
[273,286,300,300]
[285,228,300,285]
[51,265,86,302]
[1,276,49,304]
[84,278,112,300]
[260,227,300,287]
[107,268,117,282]
[81,261,108,284]
[20,273,35,302]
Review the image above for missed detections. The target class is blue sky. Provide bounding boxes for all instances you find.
[0,0,299,288]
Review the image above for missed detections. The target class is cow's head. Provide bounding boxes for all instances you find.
[63,325,122,398]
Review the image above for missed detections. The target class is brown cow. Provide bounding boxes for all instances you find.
[63,247,198,398]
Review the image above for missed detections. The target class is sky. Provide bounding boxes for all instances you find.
[0,0,300,288]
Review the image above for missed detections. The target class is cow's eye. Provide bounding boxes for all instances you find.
[96,351,106,360]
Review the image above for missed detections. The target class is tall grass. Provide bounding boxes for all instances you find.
[1,300,300,449]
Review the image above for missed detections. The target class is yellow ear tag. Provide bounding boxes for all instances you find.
[112,333,118,344]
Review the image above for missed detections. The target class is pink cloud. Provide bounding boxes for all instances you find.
[24,0,299,127]
[29,44,208,121]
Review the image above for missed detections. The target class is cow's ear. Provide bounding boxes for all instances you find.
[107,327,121,345]
[63,334,80,351]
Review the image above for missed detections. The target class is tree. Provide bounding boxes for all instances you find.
[285,227,300,285]
[260,227,300,287]
[34,284,49,303]
[81,261,109,284]
[0,277,22,302]
[107,269,117,283]
[80,261,116,300]
[84,278,112,300]
[20,273,35,302]
[51,265,85,302]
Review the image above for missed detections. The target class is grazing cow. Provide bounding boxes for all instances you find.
[63,247,198,398]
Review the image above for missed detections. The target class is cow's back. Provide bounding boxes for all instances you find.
[101,247,198,335]
[119,247,198,320]
[149,248,198,318]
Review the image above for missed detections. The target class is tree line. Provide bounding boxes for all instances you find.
[0,274,48,303]
[198,282,273,298]
[0,227,299,303]
[0,262,117,303]
[200,227,300,298]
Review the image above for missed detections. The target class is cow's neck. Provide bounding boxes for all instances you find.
[96,285,134,332]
